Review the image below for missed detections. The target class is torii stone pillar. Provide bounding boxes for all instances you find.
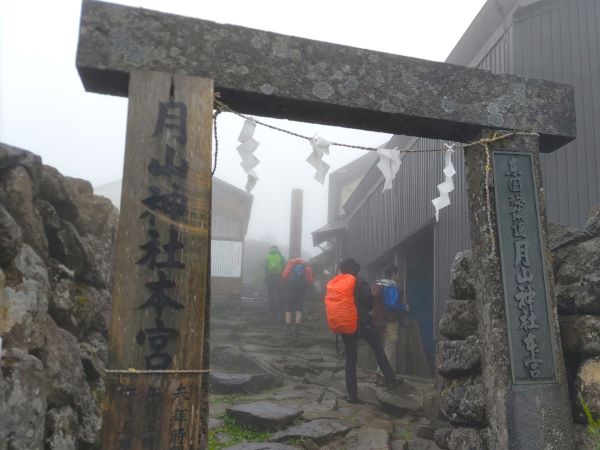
[289,189,303,259]
[76,1,577,448]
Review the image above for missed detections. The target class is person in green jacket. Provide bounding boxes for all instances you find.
[265,245,286,319]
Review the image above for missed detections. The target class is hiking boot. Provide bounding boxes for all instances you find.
[385,377,404,391]
[344,395,361,404]
[284,325,293,336]
[294,324,301,336]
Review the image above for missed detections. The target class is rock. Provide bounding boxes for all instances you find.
[0,204,22,265]
[47,220,89,279]
[80,202,117,288]
[0,143,42,189]
[438,300,477,340]
[391,440,408,450]
[278,359,311,377]
[548,222,589,252]
[0,245,49,350]
[36,199,61,233]
[224,444,298,450]
[79,341,105,382]
[46,406,78,450]
[575,357,600,422]
[560,315,600,358]
[415,419,436,440]
[66,177,112,235]
[586,204,600,236]
[2,348,47,450]
[448,251,476,300]
[57,177,118,287]
[376,385,422,413]
[447,427,483,450]
[436,336,481,378]
[48,281,110,341]
[212,346,269,373]
[343,427,389,450]
[369,418,394,433]
[303,370,334,387]
[0,166,48,258]
[433,427,451,449]
[210,372,283,395]
[270,418,352,445]
[209,417,224,430]
[226,401,302,431]
[39,165,79,221]
[80,229,117,288]
[34,316,88,408]
[406,437,440,449]
[0,142,28,169]
[271,389,312,401]
[555,237,600,314]
[422,391,440,420]
[574,423,599,450]
[439,376,485,427]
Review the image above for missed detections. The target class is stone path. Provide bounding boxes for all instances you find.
[209,299,446,449]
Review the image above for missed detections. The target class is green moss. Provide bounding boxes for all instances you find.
[579,393,600,450]
[207,415,271,450]
[389,431,412,441]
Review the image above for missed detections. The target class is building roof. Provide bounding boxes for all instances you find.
[311,219,348,247]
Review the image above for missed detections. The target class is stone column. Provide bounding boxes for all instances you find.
[464,131,573,449]
[289,189,303,259]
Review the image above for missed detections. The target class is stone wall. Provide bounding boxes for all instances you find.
[0,143,118,450]
[435,203,600,450]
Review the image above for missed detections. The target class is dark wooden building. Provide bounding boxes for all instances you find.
[312,0,600,377]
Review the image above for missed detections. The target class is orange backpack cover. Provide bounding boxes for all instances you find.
[324,274,358,334]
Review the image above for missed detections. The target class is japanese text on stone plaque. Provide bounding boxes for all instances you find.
[506,157,542,378]
[494,151,556,383]
[134,100,188,372]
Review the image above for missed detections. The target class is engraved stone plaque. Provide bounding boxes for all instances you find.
[493,151,557,383]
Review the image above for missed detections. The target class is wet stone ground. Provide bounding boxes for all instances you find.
[208,298,446,450]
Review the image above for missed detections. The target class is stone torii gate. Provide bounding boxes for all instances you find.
[75,1,577,449]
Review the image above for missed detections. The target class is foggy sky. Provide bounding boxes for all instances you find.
[0,0,486,256]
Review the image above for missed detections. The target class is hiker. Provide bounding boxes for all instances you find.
[265,245,286,319]
[372,264,409,380]
[325,258,402,404]
[281,258,314,335]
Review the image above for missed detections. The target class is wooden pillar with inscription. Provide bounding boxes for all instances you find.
[102,71,212,450]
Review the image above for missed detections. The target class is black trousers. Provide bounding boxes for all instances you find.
[341,323,396,397]
[265,274,281,315]
[286,285,307,313]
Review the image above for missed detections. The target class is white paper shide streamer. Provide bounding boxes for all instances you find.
[431,144,456,221]
[237,119,260,193]
[306,135,331,184]
[376,147,406,192]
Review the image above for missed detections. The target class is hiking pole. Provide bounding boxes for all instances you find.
[317,341,346,404]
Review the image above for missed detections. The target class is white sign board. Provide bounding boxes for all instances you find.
[211,240,243,278]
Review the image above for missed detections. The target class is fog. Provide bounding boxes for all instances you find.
[0,0,486,257]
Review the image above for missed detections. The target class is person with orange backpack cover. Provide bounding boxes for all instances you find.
[324,258,402,403]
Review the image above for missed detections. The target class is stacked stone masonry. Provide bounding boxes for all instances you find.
[0,143,118,450]
[436,205,600,450]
